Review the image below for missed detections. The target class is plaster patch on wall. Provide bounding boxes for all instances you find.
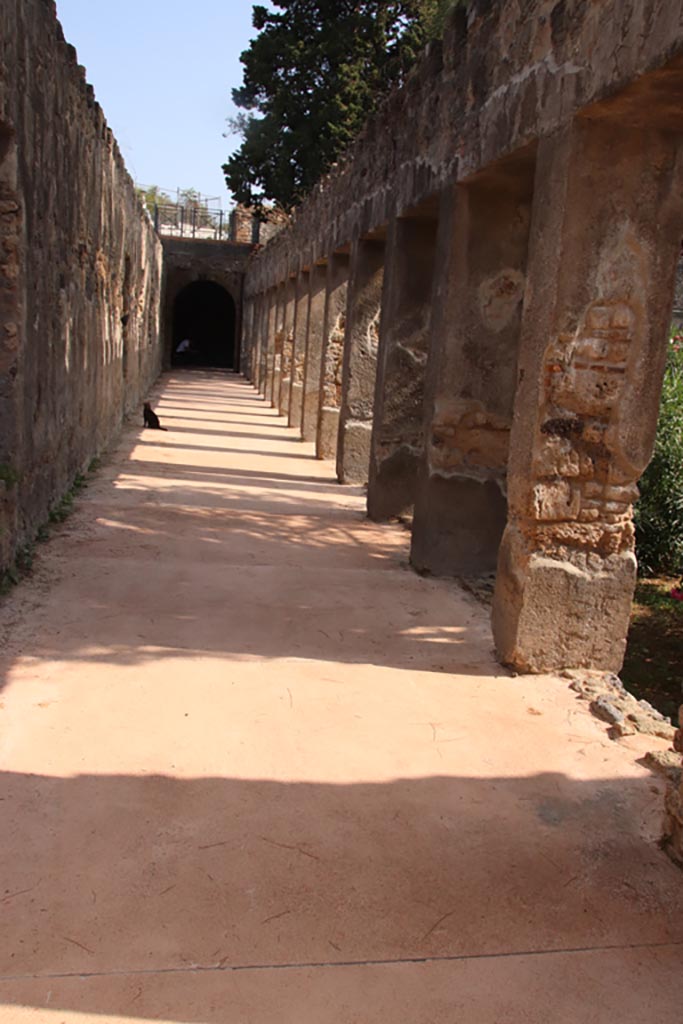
[478,268,525,332]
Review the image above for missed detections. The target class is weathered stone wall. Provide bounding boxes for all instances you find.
[0,0,165,571]
[245,0,683,293]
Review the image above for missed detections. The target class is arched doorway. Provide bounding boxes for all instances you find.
[172,281,236,368]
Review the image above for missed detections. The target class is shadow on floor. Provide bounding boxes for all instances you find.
[0,371,494,680]
[0,769,681,1021]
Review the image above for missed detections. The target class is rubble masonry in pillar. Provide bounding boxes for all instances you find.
[492,121,683,672]
[368,213,438,520]
[316,252,350,460]
[301,262,327,442]
[337,239,385,484]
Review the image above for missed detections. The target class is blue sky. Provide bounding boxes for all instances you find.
[55,0,258,206]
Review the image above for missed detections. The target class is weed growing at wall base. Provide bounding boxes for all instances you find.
[0,470,93,596]
[0,462,20,488]
[634,333,683,577]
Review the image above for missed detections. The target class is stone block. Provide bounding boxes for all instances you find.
[317,406,339,461]
[368,446,420,521]
[289,382,303,432]
[493,530,636,673]
[411,474,507,576]
[338,421,372,484]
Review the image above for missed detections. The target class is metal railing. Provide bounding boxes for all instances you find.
[153,203,233,241]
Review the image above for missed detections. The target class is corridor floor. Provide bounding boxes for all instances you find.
[0,371,681,1023]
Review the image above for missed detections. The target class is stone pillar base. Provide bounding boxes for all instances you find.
[492,525,636,673]
[289,383,303,431]
[337,421,372,484]
[279,377,291,417]
[368,447,420,521]
[411,474,507,575]
[271,371,281,409]
[302,392,320,441]
[316,406,339,460]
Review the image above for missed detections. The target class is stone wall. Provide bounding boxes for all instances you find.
[245,0,683,294]
[0,0,164,572]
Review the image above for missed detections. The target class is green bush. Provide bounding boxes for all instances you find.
[634,332,683,577]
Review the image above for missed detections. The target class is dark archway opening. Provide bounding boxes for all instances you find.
[172,280,236,368]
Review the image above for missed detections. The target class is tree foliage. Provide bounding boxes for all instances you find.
[634,332,683,577]
[223,1,461,212]
[137,184,173,214]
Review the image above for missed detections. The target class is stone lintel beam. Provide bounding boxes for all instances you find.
[316,252,350,460]
[301,263,327,441]
[242,5,683,301]
[337,238,385,483]
[492,119,683,674]
[411,161,533,575]
[368,213,438,520]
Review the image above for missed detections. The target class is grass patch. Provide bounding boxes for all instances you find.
[622,577,683,723]
[0,542,35,595]
[0,463,20,488]
[1,459,101,597]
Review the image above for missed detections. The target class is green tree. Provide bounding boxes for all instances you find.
[137,184,173,216]
[223,1,462,213]
[634,332,683,577]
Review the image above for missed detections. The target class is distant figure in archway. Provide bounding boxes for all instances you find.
[175,337,194,356]
[172,281,236,368]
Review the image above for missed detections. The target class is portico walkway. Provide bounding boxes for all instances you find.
[0,371,681,1022]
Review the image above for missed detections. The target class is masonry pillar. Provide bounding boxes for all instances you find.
[256,293,269,392]
[337,238,385,483]
[278,276,296,416]
[492,121,683,673]
[241,296,255,380]
[250,294,263,389]
[259,288,276,398]
[368,215,437,519]
[270,282,287,408]
[255,293,266,393]
[301,261,327,442]
[316,252,349,459]
[289,270,309,430]
[410,164,533,574]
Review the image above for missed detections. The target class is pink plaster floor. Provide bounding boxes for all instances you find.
[0,370,681,1023]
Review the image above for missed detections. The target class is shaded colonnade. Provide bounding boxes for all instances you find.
[241,4,683,679]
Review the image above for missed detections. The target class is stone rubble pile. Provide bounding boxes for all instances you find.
[564,669,676,741]
[665,708,683,865]
[564,670,683,865]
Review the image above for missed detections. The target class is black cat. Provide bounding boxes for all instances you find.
[143,402,167,430]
